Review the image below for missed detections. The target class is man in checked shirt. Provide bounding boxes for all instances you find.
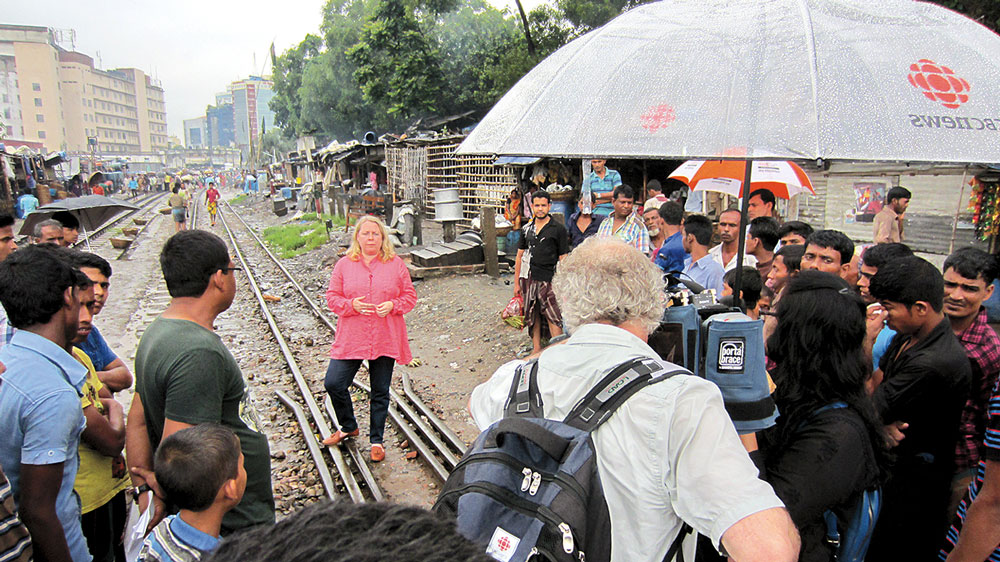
[943,247,1000,517]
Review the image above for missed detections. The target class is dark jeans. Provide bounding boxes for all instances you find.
[324,357,395,444]
[81,490,127,562]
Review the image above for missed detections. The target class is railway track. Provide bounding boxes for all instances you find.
[217,200,467,502]
[72,191,168,251]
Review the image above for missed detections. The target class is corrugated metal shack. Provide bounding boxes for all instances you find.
[791,163,985,256]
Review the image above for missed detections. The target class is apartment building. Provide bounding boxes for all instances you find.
[0,23,167,155]
[0,25,66,147]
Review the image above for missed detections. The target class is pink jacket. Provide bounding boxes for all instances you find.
[326,255,416,364]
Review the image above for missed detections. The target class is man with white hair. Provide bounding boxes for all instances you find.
[32,219,64,245]
[470,237,800,562]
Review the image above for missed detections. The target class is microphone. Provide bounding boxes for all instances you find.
[665,271,705,294]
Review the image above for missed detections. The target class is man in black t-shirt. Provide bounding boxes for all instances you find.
[514,190,570,354]
[867,256,971,561]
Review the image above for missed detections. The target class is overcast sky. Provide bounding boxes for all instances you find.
[10,0,546,141]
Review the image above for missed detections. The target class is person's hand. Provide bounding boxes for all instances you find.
[866,303,886,342]
[131,466,168,534]
[513,284,522,297]
[884,420,909,447]
[352,297,375,315]
[101,398,125,419]
[375,301,394,317]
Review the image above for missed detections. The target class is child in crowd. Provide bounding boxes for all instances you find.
[140,425,246,562]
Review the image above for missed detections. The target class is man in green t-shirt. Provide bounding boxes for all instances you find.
[126,230,274,534]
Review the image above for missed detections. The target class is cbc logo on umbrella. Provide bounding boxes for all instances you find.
[908,59,971,109]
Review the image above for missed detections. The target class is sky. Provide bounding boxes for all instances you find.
[9,0,547,141]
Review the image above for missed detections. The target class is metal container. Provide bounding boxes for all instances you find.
[273,198,288,217]
[433,188,463,221]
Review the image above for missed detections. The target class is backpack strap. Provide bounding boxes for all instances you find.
[564,356,691,432]
[664,523,692,562]
[503,359,543,418]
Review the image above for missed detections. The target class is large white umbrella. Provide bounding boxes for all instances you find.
[459,0,1000,304]
[459,0,1000,164]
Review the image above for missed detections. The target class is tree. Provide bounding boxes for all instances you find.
[270,34,322,135]
[931,0,1000,33]
[348,0,447,129]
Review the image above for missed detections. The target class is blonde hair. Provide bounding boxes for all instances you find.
[346,216,396,262]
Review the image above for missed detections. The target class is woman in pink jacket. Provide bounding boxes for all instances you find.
[322,216,416,462]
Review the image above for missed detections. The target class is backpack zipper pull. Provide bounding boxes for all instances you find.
[529,472,542,495]
[528,547,539,561]
[521,468,532,492]
[559,522,575,554]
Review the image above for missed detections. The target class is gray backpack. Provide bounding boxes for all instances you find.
[435,356,691,562]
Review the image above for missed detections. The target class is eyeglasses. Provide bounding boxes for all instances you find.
[220,266,243,274]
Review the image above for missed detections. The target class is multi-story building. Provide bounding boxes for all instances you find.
[0,25,66,148]
[230,76,274,151]
[183,116,206,147]
[0,24,167,156]
[206,102,235,148]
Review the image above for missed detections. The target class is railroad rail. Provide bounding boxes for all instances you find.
[217,206,384,502]
[73,192,167,250]
[218,200,467,494]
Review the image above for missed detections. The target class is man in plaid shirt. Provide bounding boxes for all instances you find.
[943,248,1000,515]
[596,184,650,254]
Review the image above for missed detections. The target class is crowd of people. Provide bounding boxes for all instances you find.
[0,165,999,562]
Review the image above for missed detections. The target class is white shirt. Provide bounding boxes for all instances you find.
[470,324,783,562]
[708,244,758,272]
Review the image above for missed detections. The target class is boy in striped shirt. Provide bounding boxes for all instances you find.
[139,425,245,562]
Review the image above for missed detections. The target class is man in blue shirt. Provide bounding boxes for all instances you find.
[0,244,96,562]
[581,159,622,218]
[16,190,38,219]
[654,201,688,274]
[71,252,133,392]
[0,214,18,351]
[680,214,725,295]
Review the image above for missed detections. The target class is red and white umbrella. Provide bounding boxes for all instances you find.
[668,160,815,199]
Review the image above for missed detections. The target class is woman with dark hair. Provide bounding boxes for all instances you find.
[760,270,889,562]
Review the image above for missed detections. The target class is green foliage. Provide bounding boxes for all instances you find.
[229,194,248,204]
[348,0,446,129]
[262,216,345,258]
[268,0,577,140]
[930,0,1000,33]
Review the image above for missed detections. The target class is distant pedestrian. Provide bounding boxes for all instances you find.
[581,159,622,217]
[129,231,274,535]
[681,214,725,295]
[873,186,911,244]
[514,190,569,355]
[16,189,38,219]
[128,177,139,198]
[137,425,245,562]
[777,221,814,247]
[169,185,187,233]
[747,188,776,220]
[205,182,220,227]
[93,182,105,196]
[323,217,416,463]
